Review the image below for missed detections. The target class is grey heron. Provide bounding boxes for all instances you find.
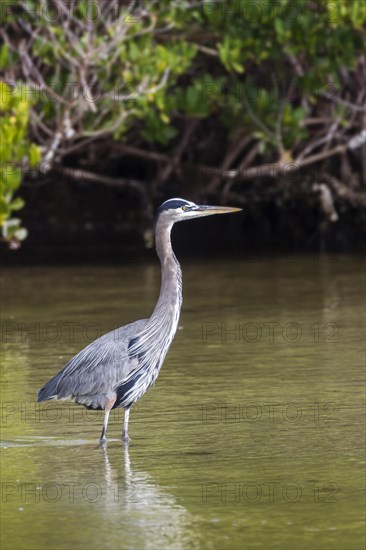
[37,198,241,444]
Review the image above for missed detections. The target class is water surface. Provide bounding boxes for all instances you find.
[1,257,365,549]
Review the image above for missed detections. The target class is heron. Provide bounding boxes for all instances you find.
[37,198,241,444]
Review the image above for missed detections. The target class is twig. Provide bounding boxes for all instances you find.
[221,142,259,202]
[323,174,366,207]
[207,134,251,192]
[321,91,366,113]
[298,118,342,161]
[195,44,219,57]
[79,67,97,113]
[313,183,339,221]
[106,68,170,102]
[43,132,63,168]
[157,118,199,187]
[243,94,277,141]
[53,165,146,195]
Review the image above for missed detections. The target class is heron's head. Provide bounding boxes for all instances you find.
[156,198,242,225]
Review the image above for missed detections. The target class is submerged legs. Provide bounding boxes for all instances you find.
[122,408,130,444]
[100,409,110,443]
[99,396,116,443]
[99,402,131,444]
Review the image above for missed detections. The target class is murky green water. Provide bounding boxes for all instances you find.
[1,257,365,550]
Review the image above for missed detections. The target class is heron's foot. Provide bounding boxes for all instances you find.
[122,432,130,445]
[99,436,107,445]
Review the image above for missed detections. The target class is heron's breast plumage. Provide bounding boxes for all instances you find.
[114,272,183,409]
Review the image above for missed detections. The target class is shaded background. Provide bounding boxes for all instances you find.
[1,0,365,261]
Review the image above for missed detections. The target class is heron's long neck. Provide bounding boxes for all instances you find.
[150,219,182,329]
[127,218,182,384]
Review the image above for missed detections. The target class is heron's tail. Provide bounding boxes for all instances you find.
[37,376,60,402]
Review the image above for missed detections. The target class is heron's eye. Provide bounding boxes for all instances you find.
[182,205,189,212]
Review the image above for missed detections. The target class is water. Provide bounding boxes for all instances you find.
[1,257,365,550]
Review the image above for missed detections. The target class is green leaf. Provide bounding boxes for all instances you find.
[232,62,244,74]
[0,44,9,70]
[29,143,41,167]
[3,167,22,192]
[274,18,284,36]
[9,197,25,211]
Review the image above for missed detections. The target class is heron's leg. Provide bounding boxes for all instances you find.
[122,408,130,444]
[100,395,116,443]
[100,409,110,443]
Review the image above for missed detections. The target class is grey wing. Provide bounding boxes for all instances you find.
[37,319,148,407]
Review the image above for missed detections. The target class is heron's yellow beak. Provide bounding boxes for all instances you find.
[195,205,242,216]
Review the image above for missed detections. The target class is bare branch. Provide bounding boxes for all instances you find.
[53,165,146,196]
[117,129,366,183]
